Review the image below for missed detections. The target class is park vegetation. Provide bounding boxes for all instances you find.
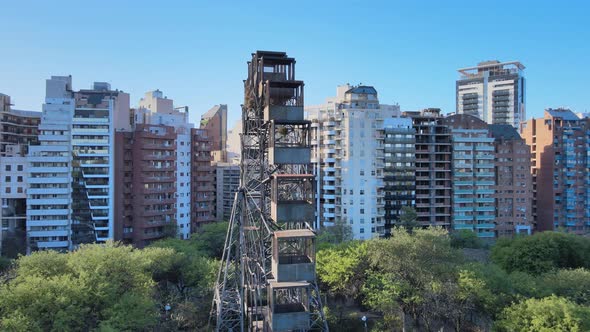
[1,219,590,331]
[0,222,228,331]
[317,227,590,331]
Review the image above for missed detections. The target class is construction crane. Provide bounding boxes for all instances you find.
[211,51,328,332]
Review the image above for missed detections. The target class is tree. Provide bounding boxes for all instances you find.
[316,219,353,248]
[0,256,12,273]
[495,295,590,332]
[539,268,590,305]
[450,229,483,249]
[190,221,229,259]
[0,242,178,331]
[316,241,369,302]
[491,231,590,274]
[363,227,463,330]
[150,237,218,330]
[398,206,418,230]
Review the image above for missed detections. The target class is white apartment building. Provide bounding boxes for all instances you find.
[136,90,193,239]
[306,85,400,239]
[456,60,525,128]
[27,76,130,252]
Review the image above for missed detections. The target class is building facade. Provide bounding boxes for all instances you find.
[381,117,415,233]
[26,76,130,252]
[456,60,525,128]
[489,125,533,236]
[215,162,240,221]
[307,85,400,239]
[405,109,453,228]
[442,114,496,238]
[191,128,216,229]
[0,94,41,256]
[201,104,228,163]
[521,109,590,234]
[114,91,194,247]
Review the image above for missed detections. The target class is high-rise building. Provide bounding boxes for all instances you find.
[442,114,496,238]
[307,84,400,239]
[381,117,416,233]
[191,128,216,229]
[27,76,130,252]
[215,162,240,221]
[1,94,40,157]
[201,104,228,163]
[456,60,525,128]
[114,91,193,246]
[0,94,41,256]
[521,108,590,234]
[489,124,533,236]
[226,120,241,162]
[404,109,452,228]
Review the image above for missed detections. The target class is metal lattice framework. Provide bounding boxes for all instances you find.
[211,51,328,332]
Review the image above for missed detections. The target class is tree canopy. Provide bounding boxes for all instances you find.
[491,231,590,274]
[0,241,217,331]
[495,295,590,332]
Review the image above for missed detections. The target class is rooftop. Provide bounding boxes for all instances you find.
[345,85,377,95]
[489,124,522,140]
[458,61,525,78]
[545,108,580,121]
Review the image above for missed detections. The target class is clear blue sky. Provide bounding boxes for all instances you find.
[1,0,589,127]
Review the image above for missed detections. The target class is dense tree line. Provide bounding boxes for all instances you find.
[2,220,590,331]
[317,228,590,331]
[0,222,228,331]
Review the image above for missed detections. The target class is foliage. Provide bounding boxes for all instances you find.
[363,227,464,330]
[495,295,590,332]
[398,206,418,230]
[460,262,540,319]
[0,256,12,273]
[316,219,353,250]
[316,241,369,301]
[190,221,229,259]
[150,237,219,330]
[491,231,590,274]
[0,241,218,331]
[451,229,483,249]
[539,268,590,305]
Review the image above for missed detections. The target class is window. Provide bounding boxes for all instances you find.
[5,187,10,194]
[5,165,10,171]
[17,176,23,182]
[360,208,365,214]
[17,165,23,171]
[360,228,365,234]
[5,176,10,182]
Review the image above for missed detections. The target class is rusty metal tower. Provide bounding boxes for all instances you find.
[211,51,328,331]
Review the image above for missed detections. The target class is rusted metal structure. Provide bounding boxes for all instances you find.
[211,51,328,331]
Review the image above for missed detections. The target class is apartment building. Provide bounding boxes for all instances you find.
[442,114,496,238]
[489,125,533,236]
[381,117,416,233]
[27,76,130,252]
[456,60,526,128]
[191,128,216,229]
[215,162,240,221]
[0,94,41,256]
[114,91,194,246]
[201,104,228,163]
[404,109,452,228]
[307,84,400,239]
[521,108,590,234]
